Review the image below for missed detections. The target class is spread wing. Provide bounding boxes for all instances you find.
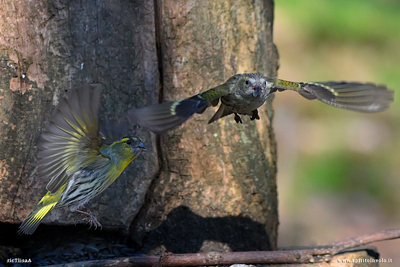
[271,79,394,112]
[128,83,230,134]
[36,84,105,194]
[298,82,394,112]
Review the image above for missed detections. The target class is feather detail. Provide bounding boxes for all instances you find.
[299,82,394,112]
[128,95,209,134]
[37,84,104,194]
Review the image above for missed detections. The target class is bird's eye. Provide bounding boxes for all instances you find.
[126,139,132,145]
[245,80,249,86]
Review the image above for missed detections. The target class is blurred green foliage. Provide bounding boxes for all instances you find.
[298,152,394,204]
[275,2,400,258]
[275,0,400,213]
[276,0,400,90]
[278,0,400,48]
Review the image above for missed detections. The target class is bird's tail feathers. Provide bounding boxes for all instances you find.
[17,201,57,235]
[208,103,232,124]
[128,95,209,134]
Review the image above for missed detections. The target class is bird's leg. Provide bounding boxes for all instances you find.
[75,207,102,230]
[250,109,260,121]
[234,113,243,124]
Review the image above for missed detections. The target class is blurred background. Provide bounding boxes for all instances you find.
[273,0,400,261]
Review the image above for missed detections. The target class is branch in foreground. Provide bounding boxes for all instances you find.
[47,228,400,267]
[331,228,400,254]
[47,249,332,267]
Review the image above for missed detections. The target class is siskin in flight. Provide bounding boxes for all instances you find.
[128,73,394,134]
[18,84,146,235]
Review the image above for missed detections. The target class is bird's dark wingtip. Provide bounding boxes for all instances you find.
[128,96,209,134]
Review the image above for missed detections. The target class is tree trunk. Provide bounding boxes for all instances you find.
[0,0,159,231]
[131,0,279,252]
[0,0,278,253]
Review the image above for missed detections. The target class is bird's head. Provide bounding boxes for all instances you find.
[236,73,272,98]
[101,136,147,164]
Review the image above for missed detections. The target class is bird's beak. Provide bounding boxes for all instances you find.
[137,142,147,152]
[253,84,261,97]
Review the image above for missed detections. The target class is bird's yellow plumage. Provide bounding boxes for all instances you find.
[18,85,146,235]
[23,203,57,231]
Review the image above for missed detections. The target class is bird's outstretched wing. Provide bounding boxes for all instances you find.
[298,82,394,112]
[128,83,230,134]
[272,79,394,112]
[36,84,105,194]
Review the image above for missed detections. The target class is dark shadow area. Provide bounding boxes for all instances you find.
[0,206,270,266]
[137,206,271,253]
[0,223,136,266]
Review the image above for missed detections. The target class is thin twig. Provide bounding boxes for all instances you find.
[331,228,400,254]
[47,228,400,267]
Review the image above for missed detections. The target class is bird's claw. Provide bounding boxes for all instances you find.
[75,208,102,230]
[85,214,102,230]
[234,113,243,124]
[250,110,260,121]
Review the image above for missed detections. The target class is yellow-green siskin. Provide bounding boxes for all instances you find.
[128,73,394,134]
[18,84,146,235]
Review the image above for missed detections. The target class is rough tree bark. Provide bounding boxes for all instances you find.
[0,0,278,253]
[0,0,159,231]
[131,0,279,252]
